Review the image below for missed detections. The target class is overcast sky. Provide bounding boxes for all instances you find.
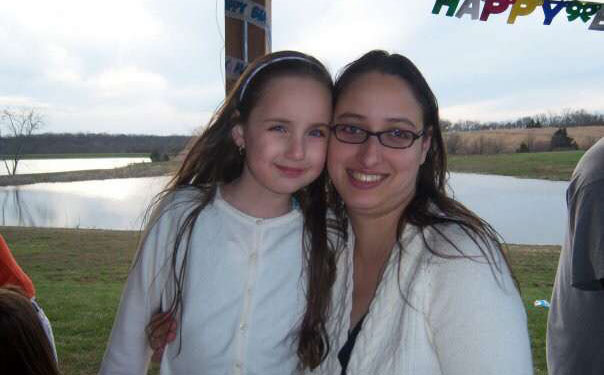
[1,1,603,135]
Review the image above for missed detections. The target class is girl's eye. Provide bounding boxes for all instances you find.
[269,125,287,133]
[308,127,326,138]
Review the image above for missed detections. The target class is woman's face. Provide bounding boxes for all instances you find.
[327,71,431,219]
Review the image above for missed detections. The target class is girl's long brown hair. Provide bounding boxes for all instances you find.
[140,50,336,369]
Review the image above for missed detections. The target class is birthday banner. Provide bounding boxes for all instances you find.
[431,0,604,30]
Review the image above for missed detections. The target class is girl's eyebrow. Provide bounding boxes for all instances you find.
[263,118,293,124]
[263,118,330,127]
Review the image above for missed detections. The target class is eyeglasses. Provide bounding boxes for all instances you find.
[331,124,425,149]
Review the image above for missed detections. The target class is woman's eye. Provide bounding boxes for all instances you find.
[390,129,413,140]
[341,125,362,134]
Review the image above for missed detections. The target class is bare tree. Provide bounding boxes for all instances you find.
[1,108,45,175]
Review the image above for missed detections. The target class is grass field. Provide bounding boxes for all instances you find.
[448,150,584,181]
[446,126,604,153]
[2,226,558,375]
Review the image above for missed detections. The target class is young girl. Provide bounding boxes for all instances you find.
[99,51,336,374]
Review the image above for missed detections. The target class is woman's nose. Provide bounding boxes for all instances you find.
[357,136,382,167]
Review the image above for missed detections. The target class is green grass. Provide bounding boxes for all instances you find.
[0,153,151,159]
[1,227,559,375]
[506,244,559,375]
[448,150,585,181]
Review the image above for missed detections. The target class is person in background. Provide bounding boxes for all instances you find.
[0,233,57,361]
[547,137,604,375]
[0,287,61,375]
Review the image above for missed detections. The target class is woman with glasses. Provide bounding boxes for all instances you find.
[311,50,533,375]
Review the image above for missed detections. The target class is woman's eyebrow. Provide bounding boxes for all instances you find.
[335,112,364,121]
[385,117,417,127]
[336,113,417,128]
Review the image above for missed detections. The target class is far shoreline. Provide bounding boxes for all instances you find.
[0,161,178,187]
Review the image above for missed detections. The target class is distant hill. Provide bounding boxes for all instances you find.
[1,133,191,155]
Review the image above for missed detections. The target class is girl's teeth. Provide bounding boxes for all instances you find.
[351,171,383,182]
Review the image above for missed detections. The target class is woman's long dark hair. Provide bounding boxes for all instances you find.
[328,50,515,284]
[0,287,60,375]
[140,50,336,369]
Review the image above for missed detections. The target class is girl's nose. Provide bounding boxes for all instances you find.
[285,136,305,160]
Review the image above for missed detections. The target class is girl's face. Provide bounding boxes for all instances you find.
[232,76,332,198]
[328,72,431,219]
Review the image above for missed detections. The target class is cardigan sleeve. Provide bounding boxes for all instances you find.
[424,235,533,375]
[99,196,188,375]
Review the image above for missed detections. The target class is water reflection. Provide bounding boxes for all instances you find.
[447,173,568,245]
[1,188,41,226]
[0,157,151,175]
[0,173,569,245]
[0,177,170,230]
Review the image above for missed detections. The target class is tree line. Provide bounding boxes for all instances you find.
[441,109,604,132]
[0,132,190,156]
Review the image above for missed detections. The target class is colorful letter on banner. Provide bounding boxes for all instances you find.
[566,1,602,22]
[542,0,566,25]
[508,0,542,24]
[225,0,269,30]
[456,0,481,19]
[226,56,247,80]
[432,0,461,16]
[589,6,604,30]
[481,0,514,21]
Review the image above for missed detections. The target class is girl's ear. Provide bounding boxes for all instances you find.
[231,123,245,148]
[230,110,245,148]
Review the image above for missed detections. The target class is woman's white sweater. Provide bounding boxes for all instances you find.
[310,222,533,375]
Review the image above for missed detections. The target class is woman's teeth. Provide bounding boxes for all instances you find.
[350,171,384,182]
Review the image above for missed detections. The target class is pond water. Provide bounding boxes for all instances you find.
[0,157,151,175]
[0,173,568,245]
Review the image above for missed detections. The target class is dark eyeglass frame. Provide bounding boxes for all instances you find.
[331,124,425,149]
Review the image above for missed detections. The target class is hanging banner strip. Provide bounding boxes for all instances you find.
[431,0,604,30]
[226,56,247,80]
[225,0,270,30]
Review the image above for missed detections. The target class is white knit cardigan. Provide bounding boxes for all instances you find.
[309,222,533,375]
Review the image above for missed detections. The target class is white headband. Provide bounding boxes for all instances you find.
[238,56,319,102]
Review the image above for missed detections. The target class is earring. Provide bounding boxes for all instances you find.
[238,144,245,156]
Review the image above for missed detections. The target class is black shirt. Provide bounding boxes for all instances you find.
[337,315,366,375]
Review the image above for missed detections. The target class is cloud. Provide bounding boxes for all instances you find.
[273,2,428,72]
[93,67,167,97]
[442,87,604,122]
[1,0,163,43]
[0,1,603,135]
